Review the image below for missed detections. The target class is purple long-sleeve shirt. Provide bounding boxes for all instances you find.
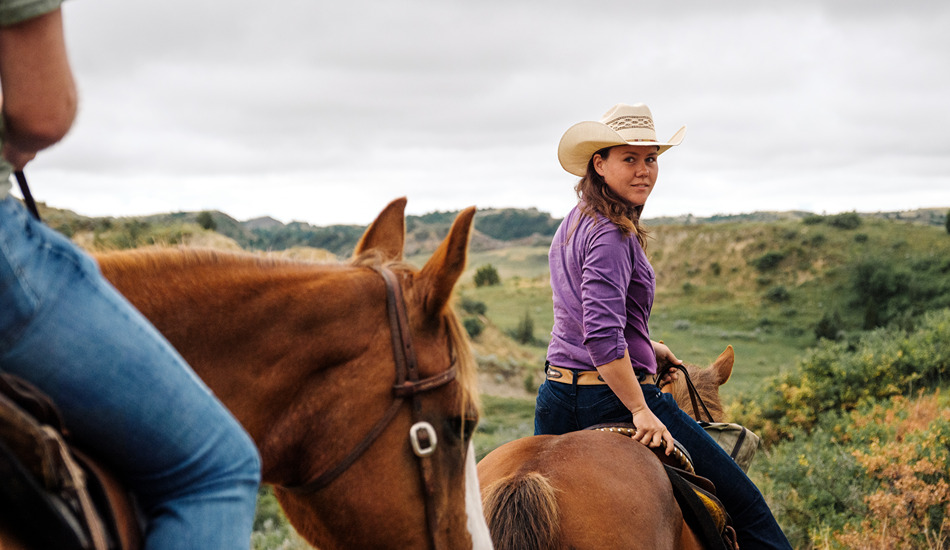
[546,205,657,374]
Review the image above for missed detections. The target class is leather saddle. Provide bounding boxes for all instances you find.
[587,422,739,550]
[0,373,143,550]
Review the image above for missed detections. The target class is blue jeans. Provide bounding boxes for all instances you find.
[535,375,792,550]
[0,196,261,549]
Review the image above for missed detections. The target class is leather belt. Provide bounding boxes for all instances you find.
[545,365,652,385]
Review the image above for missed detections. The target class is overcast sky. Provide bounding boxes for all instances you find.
[19,0,950,225]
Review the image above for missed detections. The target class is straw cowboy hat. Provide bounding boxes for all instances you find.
[557,103,686,177]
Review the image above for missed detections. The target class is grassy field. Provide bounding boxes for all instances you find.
[456,216,950,458]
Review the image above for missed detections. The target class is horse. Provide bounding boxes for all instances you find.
[476,346,735,550]
[0,198,493,550]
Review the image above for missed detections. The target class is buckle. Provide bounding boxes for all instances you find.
[409,422,438,457]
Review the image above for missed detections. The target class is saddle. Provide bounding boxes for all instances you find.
[0,373,143,550]
[588,423,739,550]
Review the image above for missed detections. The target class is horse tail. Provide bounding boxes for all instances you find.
[481,471,560,550]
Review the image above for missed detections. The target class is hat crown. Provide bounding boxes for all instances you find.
[601,103,658,142]
[556,102,685,177]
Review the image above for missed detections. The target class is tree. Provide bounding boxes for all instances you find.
[473,264,500,287]
[197,211,217,231]
[511,310,535,345]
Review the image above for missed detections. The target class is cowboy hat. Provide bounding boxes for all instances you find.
[557,103,686,177]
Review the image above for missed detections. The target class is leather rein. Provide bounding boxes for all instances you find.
[284,265,457,549]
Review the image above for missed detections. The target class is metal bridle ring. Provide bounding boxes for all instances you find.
[409,421,438,457]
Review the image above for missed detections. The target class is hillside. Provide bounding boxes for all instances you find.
[34,200,947,257]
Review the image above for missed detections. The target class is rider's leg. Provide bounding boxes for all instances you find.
[643,384,792,550]
[0,196,261,550]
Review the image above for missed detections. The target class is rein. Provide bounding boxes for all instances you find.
[658,363,715,423]
[284,265,457,549]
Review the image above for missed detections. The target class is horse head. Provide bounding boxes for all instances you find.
[270,198,492,549]
[95,198,492,550]
[662,345,734,422]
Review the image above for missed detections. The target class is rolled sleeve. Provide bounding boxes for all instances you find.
[580,221,632,367]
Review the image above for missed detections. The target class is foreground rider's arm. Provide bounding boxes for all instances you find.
[0,7,77,170]
[597,349,675,455]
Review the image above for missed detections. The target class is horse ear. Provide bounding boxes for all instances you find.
[353,197,407,261]
[711,345,734,385]
[419,206,476,317]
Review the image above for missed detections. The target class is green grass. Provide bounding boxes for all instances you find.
[473,394,536,460]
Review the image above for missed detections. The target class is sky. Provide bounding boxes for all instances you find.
[18,0,950,226]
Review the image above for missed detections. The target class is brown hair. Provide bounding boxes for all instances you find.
[573,146,649,250]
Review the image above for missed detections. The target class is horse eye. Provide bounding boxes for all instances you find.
[447,415,478,441]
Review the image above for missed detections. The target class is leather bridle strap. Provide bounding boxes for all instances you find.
[377,265,447,550]
[679,367,715,423]
[283,266,456,550]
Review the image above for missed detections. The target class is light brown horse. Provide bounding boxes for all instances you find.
[477,347,735,550]
[1,198,493,549]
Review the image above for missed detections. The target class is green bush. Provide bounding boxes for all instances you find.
[459,296,488,316]
[474,264,501,287]
[749,251,786,271]
[826,212,862,229]
[463,317,484,338]
[733,308,950,440]
[765,286,790,303]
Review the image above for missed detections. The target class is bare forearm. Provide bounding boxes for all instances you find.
[596,351,649,414]
[0,8,77,164]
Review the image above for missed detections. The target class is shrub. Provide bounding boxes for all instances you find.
[463,317,484,338]
[474,264,501,287]
[814,310,844,341]
[802,214,824,225]
[196,211,217,231]
[509,310,536,345]
[750,251,786,271]
[765,286,790,303]
[459,296,487,316]
[733,308,950,440]
[755,392,950,549]
[826,212,862,229]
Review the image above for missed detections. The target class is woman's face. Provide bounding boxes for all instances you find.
[592,145,659,207]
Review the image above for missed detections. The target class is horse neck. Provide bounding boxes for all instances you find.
[98,250,391,482]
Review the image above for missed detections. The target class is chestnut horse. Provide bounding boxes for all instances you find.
[477,347,735,550]
[1,198,493,549]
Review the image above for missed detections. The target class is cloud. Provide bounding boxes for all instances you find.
[23,0,949,225]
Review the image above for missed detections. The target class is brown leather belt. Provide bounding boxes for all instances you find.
[545,365,652,385]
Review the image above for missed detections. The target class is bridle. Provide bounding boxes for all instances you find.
[284,265,458,550]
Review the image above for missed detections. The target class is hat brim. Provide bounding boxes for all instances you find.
[557,121,686,177]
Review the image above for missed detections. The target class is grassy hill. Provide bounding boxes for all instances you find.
[28,199,950,549]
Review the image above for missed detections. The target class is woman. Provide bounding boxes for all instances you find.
[535,103,791,549]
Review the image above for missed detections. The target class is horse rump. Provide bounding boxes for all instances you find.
[481,471,561,550]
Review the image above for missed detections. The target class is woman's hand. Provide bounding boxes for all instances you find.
[630,407,675,455]
[652,340,682,388]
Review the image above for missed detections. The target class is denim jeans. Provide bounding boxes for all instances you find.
[0,196,261,549]
[535,374,792,550]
